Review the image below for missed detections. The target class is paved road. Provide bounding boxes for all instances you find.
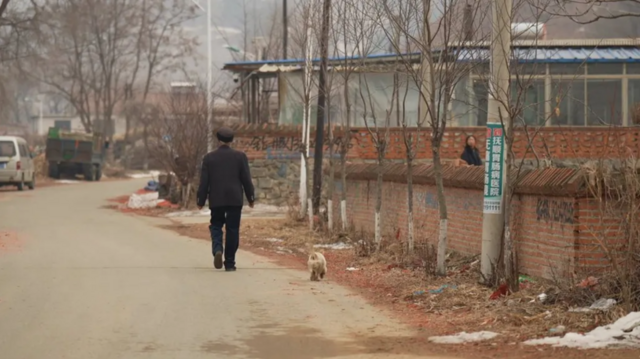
[0,180,457,359]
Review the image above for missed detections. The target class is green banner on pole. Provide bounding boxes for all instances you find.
[483,123,505,214]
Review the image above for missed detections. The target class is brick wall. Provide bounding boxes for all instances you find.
[328,164,633,280]
[230,124,640,163]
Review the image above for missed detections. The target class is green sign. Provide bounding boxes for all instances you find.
[483,123,505,214]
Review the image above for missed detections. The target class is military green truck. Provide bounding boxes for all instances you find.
[45,127,107,181]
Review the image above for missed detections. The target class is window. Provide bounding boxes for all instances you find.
[550,80,585,126]
[18,144,28,157]
[472,79,488,126]
[629,80,640,125]
[54,120,71,131]
[586,79,622,126]
[587,63,623,75]
[626,64,640,75]
[0,141,16,157]
[549,63,585,76]
[511,80,545,126]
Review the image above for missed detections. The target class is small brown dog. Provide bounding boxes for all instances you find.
[307,250,327,282]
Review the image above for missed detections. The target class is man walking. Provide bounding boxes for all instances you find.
[197,127,255,271]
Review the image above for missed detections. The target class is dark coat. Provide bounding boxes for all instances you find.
[461,145,483,166]
[197,145,255,208]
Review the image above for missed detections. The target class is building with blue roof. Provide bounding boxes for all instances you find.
[222,39,640,127]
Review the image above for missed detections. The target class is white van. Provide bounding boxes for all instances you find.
[0,136,36,191]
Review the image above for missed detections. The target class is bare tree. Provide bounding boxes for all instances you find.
[23,0,196,140]
[370,0,491,274]
[0,0,38,123]
[147,86,212,208]
[349,3,393,248]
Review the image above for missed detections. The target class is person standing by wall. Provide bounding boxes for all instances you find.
[197,127,255,271]
[460,135,483,166]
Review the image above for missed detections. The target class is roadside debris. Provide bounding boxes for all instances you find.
[549,325,566,335]
[569,298,617,313]
[524,312,640,349]
[577,276,599,289]
[144,180,159,191]
[428,331,499,344]
[127,192,163,209]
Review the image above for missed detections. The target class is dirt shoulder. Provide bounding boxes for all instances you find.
[151,217,638,359]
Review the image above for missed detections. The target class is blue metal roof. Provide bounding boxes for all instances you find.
[223,47,640,70]
[456,47,640,63]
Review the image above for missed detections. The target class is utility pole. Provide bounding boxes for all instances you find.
[312,0,331,212]
[283,0,288,59]
[480,0,512,282]
[206,0,213,152]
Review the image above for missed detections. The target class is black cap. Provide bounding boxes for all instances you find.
[216,127,234,143]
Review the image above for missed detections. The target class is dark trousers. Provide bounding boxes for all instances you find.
[209,206,243,269]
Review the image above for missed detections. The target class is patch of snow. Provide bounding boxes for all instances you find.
[524,312,640,349]
[429,331,499,344]
[346,267,360,271]
[56,179,81,184]
[128,171,160,179]
[165,209,210,218]
[127,192,161,209]
[275,246,293,254]
[261,238,284,243]
[314,242,352,250]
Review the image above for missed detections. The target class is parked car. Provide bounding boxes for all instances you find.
[0,136,36,191]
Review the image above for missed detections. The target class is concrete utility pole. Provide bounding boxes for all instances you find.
[206,0,213,152]
[480,0,512,282]
[283,0,288,59]
[190,0,213,152]
[312,0,332,212]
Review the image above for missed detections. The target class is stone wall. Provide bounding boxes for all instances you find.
[249,159,300,207]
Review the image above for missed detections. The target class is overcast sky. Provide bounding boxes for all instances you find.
[182,0,281,83]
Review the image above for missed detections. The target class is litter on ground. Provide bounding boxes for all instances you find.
[524,312,640,349]
[568,298,617,313]
[428,331,499,344]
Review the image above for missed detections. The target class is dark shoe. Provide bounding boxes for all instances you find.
[225,267,237,272]
[213,251,223,269]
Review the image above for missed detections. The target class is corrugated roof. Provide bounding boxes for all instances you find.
[456,47,640,63]
[224,46,640,72]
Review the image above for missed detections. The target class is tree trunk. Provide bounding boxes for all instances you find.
[300,154,308,218]
[312,0,332,212]
[340,150,347,231]
[327,97,334,231]
[433,149,448,276]
[504,151,518,292]
[307,154,313,230]
[375,152,383,249]
[407,156,415,252]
